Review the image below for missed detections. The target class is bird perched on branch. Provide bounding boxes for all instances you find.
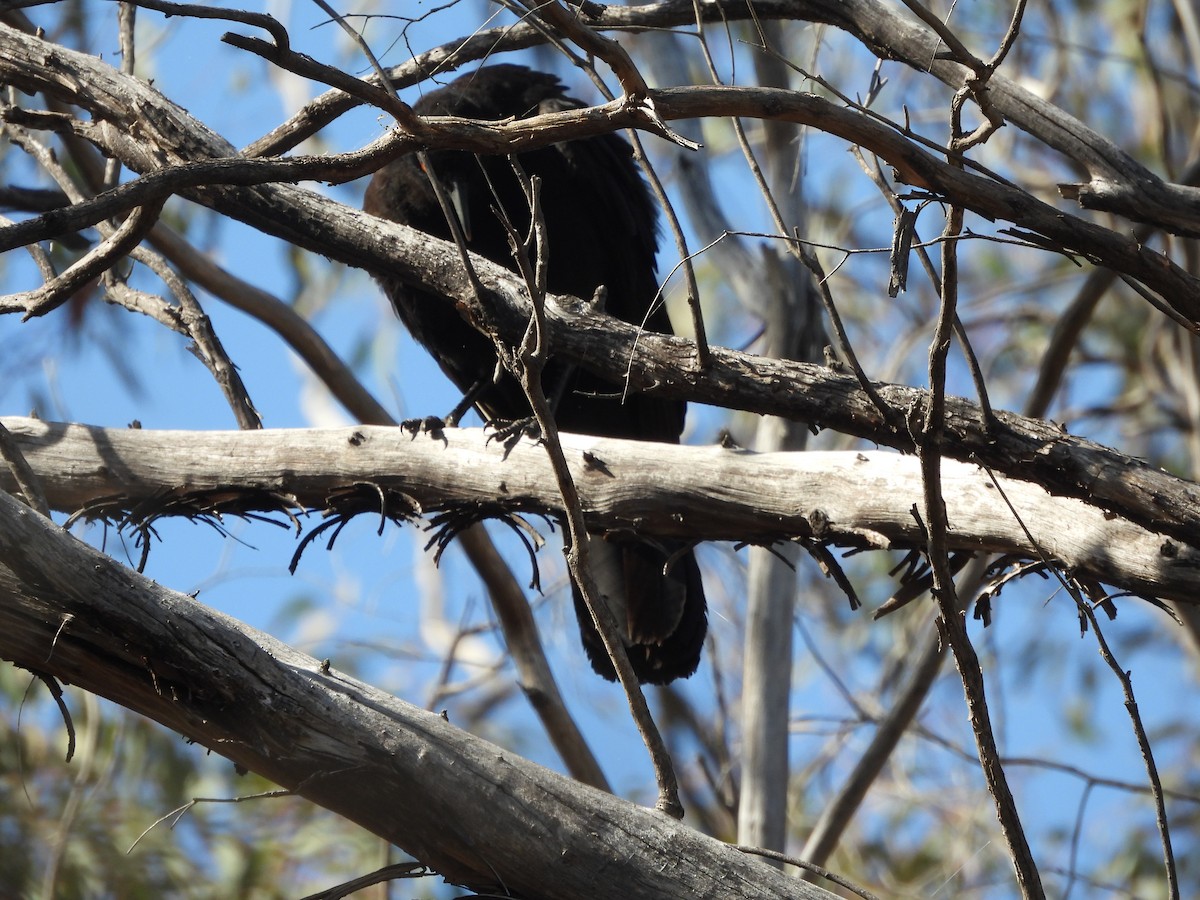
[364,64,706,684]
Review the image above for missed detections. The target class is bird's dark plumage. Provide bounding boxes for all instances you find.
[365,65,706,684]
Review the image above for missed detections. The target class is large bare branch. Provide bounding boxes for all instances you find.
[0,418,1194,612]
[0,488,842,900]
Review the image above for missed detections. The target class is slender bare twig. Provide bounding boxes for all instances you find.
[512,0,648,99]
[920,130,1043,893]
[297,862,434,900]
[2,198,164,319]
[1092,689,1174,886]
[624,127,711,367]
[985,0,1028,73]
[734,845,882,900]
[147,224,397,427]
[1062,781,1094,900]
[125,0,292,50]
[128,790,293,854]
[221,33,422,132]
[794,246,896,428]
[499,166,682,816]
[979,465,1179,898]
[897,0,984,71]
[123,247,261,430]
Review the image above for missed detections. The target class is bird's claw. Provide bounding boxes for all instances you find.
[486,416,541,455]
[401,416,448,443]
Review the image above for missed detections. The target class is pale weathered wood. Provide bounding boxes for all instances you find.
[0,417,1194,611]
[0,488,841,900]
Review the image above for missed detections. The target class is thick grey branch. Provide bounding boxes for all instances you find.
[0,489,840,900]
[1,418,1194,611]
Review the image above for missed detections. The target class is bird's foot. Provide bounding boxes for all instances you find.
[486,416,541,455]
[401,416,448,443]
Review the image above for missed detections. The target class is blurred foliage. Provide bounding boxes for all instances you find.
[0,665,392,899]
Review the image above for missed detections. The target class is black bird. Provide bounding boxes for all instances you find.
[364,65,706,684]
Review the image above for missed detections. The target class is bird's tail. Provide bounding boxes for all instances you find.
[571,537,708,684]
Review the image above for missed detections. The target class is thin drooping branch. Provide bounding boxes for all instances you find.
[488,169,679,814]
[145,223,396,428]
[989,469,1181,896]
[921,198,1043,897]
[123,245,262,431]
[1075,595,1179,898]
